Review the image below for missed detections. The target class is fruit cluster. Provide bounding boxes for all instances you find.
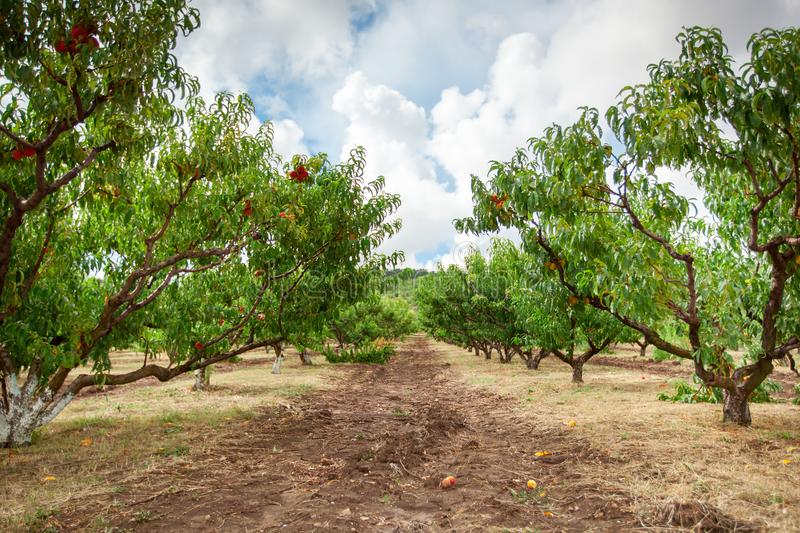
[11,146,35,160]
[54,23,100,54]
[490,193,507,209]
[289,164,309,183]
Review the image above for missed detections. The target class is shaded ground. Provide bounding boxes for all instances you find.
[590,352,798,400]
[589,354,687,379]
[54,336,642,532]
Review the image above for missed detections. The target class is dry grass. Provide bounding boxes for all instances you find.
[434,341,800,532]
[0,347,339,532]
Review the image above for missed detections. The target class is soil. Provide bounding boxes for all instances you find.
[52,337,695,531]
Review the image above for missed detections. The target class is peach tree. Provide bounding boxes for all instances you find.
[458,27,800,425]
[0,2,401,446]
[492,239,636,380]
[415,265,490,357]
[413,243,526,364]
[326,295,417,352]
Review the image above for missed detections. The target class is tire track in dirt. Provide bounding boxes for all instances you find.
[57,336,640,532]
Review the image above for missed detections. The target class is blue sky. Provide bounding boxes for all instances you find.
[175,0,799,267]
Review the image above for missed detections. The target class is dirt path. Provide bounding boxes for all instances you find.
[57,336,639,532]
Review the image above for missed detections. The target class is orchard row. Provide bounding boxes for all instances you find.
[0,2,409,447]
[423,26,800,427]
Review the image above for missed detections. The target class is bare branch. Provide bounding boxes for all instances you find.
[0,214,56,322]
[60,337,283,397]
[0,123,31,147]
[38,59,67,86]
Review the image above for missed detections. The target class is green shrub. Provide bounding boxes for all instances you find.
[657,376,722,404]
[652,348,676,362]
[750,379,781,403]
[658,376,780,404]
[323,344,395,364]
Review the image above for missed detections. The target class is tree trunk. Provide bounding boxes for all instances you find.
[499,347,512,364]
[299,349,312,366]
[638,342,648,357]
[483,345,492,360]
[722,388,752,426]
[191,366,212,391]
[528,349,548,370]
[571,362,584,383]
[1,372,75,447]
[271,345,284,374]
[0,409,36,448]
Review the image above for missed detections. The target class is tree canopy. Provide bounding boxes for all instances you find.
[457,26,800,425]
[0,1,402,446]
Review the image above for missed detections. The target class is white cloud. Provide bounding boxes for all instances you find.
[254,94,290,118]
[333,72,471,267]
[271,119,309,160]
[428,32,555,186]
[176,0,360,98]
[174,0,798,267]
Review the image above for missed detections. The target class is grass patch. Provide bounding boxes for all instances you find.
[133,509,155,523]
[469,375,496,386]
[158,444,190,458]
[509,487,549,506]
[159,411,184,424]
[275,384,312,398]
[61,415,119,432]
[22,507,57,532]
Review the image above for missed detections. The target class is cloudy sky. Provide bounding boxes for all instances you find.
[176,0,799,268]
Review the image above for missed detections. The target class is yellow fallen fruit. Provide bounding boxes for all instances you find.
[782,459,793,465]
[565,420,577,427]
[80,437,93,447]
[543,511,554,517]
[527,479,537,490]
[534,451,552,457]
[42,475,56,482]
[539,490,547,498]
